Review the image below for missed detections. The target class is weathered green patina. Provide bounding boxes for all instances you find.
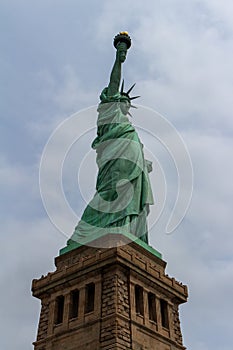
[67,32,154,248]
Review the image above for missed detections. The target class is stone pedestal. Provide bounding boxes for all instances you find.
[32,234,188,350]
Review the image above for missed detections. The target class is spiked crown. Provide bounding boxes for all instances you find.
[120,79,140,104]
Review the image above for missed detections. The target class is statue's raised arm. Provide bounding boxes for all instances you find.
[107,32,132,97]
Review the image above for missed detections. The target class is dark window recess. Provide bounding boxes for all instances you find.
[69,290,79,319]
[55,295,64,324]
[160,299,169,329]
[85,283,95,313]
[135,285,144,316]
[148,292,157,322]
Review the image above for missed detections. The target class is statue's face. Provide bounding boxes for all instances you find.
[120,100,130,115]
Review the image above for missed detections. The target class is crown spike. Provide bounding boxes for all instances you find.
[130,95,140,100]
[121,79,124,94]
[127,83,136,95]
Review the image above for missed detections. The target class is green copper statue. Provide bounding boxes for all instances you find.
[69,32,154,245]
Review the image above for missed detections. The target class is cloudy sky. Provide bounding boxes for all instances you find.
[1,0,233,349]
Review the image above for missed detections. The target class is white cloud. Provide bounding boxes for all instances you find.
[0,218,64,350]
[1,0,233,349]
[51,65,96,112]
[150,128,233,349]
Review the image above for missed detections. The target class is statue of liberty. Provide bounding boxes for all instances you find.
[68,32,154,246]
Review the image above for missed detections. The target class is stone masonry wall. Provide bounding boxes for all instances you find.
[116,269,130,318]
[100,266,131,349]
[172,304,183,345]
[36,297,49,342]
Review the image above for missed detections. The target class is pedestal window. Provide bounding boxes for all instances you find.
[69,289,79,319]
[135,285,144,316]
[148,292,157,322]
[160,299,169,329]
[54,295,64,325]
[85,282,95,313]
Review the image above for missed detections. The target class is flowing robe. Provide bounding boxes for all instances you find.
[69,89,153,244]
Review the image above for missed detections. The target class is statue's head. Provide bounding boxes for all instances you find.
[119,98,131,115]
[119,80,140,116]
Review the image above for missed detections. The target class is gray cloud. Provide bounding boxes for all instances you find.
[1,0,233,349]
